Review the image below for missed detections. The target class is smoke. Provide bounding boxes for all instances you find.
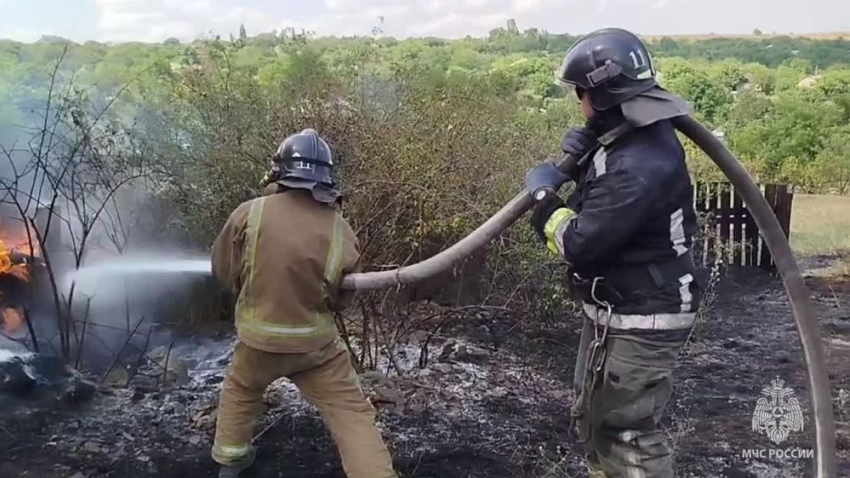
[0,59,217,365]
[48,184,217,366]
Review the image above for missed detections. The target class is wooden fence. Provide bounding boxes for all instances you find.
[694,182,794,269]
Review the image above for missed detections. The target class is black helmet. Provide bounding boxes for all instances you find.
[264,129,341,204]
[558,28,658,111]
[270,128,335,187]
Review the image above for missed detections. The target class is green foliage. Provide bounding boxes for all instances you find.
[2,33,849,192]
[649,36,850,68]
[658,58,731,122]
[710,59,747,91]
[741,62,776,94]
[816,68,850,96]
[728,91,843,178]
[813,127,850,194]
[491,55,558,99]
[725,91,774,129]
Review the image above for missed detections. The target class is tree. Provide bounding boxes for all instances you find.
[710,59,747,91]
[753,28,763,36]
[239,23,248,41]
[660,62,731,122]
[729,91,843,179]
[816,68,850,96]
[742,62,776,94]
[813,128,850,194]
[725,91,774,128]
[492,56,558,99]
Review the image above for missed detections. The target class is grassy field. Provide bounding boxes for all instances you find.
[790,194,850,257]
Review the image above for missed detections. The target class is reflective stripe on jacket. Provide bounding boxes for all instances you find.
[561,120,700,316]
[211,186,360,353]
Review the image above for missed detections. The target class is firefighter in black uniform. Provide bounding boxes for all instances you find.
[526,28,699,478]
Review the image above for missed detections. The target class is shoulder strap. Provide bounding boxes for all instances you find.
[598,122,634,147]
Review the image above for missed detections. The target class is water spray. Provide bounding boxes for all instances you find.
[65,258,211,291]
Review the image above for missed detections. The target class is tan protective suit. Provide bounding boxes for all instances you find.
[210,185,396,478]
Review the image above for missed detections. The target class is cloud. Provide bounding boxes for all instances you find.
[311,0,512,38]
[511,0,546,14]
[90,0,520,42]
[93,0,284,42]
[409,12,510,37]
[597,0,674,12]
[77,0,850,44]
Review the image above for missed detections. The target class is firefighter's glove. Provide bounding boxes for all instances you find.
[561,127,598,160]
[526,161,571,202]
[530,195,576,255]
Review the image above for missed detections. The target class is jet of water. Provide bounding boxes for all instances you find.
[66,257,212,286]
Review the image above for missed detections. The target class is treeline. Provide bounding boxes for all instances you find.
[3,27,850,193]
[3,26,850,70]
[651,35,850,68]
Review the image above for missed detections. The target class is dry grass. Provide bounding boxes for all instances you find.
[790,194,850,277]
[791,194,850,255]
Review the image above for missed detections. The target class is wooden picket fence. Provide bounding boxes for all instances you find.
[694,182,793,269]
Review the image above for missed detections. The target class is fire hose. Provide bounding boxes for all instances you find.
[340,115,837,477]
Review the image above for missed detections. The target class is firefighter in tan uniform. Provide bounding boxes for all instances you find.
[210,129,397,478]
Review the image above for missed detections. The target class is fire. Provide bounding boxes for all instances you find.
[0,217,39,336]
[0,239,31,282]
[0,217,40,282]
[1,307,24,335]
[0,217,41,259]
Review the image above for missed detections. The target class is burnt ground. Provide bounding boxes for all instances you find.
[2,265,849,478]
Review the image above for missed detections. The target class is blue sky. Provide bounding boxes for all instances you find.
[1,0,848,43]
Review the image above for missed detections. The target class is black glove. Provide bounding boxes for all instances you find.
[526,161,571,202]
[560,127,598,160]
[530,193,567,244]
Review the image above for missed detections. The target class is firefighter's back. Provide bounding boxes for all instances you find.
[233,189,356,354]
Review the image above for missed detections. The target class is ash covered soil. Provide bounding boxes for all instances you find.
[2,268,849,478]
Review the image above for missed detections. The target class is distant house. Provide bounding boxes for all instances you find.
[797,75,822,89]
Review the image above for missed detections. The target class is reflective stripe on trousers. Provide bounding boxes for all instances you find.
[212,442,253,462]
[583,304,696,331]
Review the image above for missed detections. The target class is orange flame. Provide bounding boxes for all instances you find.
[0,217,40,283]
[0,217,41,259]
[0,239,31,282]
[0,217,38,336]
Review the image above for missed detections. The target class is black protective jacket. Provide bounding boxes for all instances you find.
[562,119,700,315]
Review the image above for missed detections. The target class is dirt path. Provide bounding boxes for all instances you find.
[1,268,848,478]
